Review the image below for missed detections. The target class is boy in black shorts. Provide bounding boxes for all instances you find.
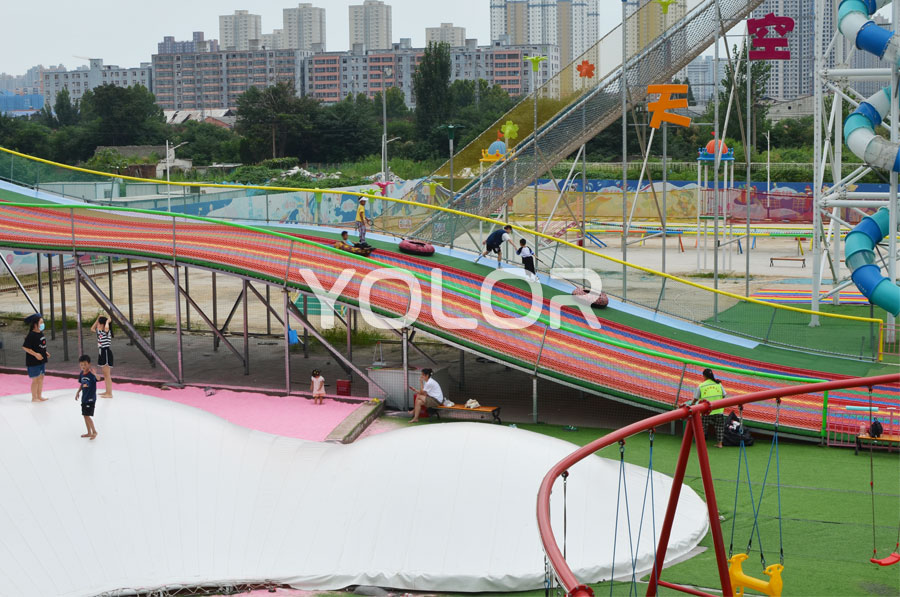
[75,355,102,440]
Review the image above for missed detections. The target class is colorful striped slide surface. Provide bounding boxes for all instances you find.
[0,202,895,436]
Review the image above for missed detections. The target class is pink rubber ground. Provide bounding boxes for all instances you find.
[0,373,367,442]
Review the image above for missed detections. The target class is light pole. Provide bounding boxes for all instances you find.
[380,66,393,182]
[524,54,547,264]
[441,124,464,195]
[165,140,189,213]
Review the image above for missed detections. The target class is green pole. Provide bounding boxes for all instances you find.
[821,390,829,442]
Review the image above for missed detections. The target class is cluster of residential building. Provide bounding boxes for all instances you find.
[1,0,891,119]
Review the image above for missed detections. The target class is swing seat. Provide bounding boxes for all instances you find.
[728,553,783,597]
[871,552,900,566]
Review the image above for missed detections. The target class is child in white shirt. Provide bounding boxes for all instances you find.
[310,369,326,405]
[516,239,537,280]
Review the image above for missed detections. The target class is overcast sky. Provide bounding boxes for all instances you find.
[0,0,492,75]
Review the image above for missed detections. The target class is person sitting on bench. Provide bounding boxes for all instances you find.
[410,368,451,423]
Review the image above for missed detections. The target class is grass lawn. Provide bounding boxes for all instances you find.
[425,422,900,597]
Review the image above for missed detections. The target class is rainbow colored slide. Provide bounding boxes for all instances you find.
[0,190,896,437]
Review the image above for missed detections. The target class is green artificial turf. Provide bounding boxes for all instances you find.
[429,422,900,597]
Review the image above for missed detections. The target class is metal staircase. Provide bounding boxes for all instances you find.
[406,0,764,245]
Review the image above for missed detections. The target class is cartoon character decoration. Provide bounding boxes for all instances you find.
[482,128,512,164]
[374,181,393,196]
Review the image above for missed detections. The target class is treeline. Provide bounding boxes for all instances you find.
[0,43,518,174]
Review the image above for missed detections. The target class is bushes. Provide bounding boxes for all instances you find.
[260,157,300,170]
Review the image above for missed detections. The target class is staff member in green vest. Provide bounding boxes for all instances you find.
[691,368,727,448]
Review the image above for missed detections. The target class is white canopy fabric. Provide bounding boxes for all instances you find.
[0,391,708,595]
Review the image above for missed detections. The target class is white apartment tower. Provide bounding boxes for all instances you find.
[349,0,392,50]
[220,10,262,51]
[426,23,466,47]
[489,0,600,67]
[283,3,326,51]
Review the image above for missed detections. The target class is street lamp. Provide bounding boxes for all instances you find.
[380,66,393,183]
[166,140,189,213]
[440,124,464,195]
[524,54,546,262]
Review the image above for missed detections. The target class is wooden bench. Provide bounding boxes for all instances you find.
[770,256,806,267]
[855,433,900,455]
[428,404,502,424]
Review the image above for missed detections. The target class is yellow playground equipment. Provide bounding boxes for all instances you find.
[728,553,783,597]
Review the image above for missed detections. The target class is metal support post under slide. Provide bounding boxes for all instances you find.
[155,264,246,368]
[244,282,285,327]
[75,265,178,383]
[285,301,388,396]
[59,255,69,361]
[173,265,184,384]
[215,289,245,349]
[148,262,155,352]
[389,325,437,364]
[402,327,410,410]
[0,250,38,313]
[283,289,291,395]
[36,253,43,318]
[74,261,83,357]
[48,254,55,341]
[242,280,249,376]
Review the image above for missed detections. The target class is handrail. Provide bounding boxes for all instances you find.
[0,145,883,330]
[0,201,832,389]
[536,372,900,596]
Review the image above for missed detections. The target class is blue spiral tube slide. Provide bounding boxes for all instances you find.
[845,208,900,316]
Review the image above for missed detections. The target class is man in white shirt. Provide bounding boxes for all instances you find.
[410,368,448,423]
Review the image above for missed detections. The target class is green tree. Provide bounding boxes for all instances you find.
[54,88,80,128]
[373,86,409,119]
[312,94,381,162]
[80,84,165,146]
[172,121,240,165]
[708,44,772,152]
[412,42,452,150]
[235,83,319,162]
[684,77,697,107]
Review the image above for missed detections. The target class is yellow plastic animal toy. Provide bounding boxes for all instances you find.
[728,553,783,597]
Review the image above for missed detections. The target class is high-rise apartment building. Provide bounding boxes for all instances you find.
[426,23,466,47]
[152,49,307,111]
[489,0,599,67]
[625,0,686,59]
[349,0,392,50]
[258,30,285,50]
[674,54,727,106]
[158,32,219,54]
[750,0,833,101]
[42,59,151,106]
[219,10,262,51]
[283,3,326,51]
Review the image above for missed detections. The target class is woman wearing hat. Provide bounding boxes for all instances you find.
[355,196,373,246]
[22,313,50,402]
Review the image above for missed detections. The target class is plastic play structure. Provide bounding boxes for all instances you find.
[833,0,900,317]
[845,207,900,315]
[727,554,784,597]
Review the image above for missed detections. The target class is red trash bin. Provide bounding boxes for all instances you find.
[336,379,351,396]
